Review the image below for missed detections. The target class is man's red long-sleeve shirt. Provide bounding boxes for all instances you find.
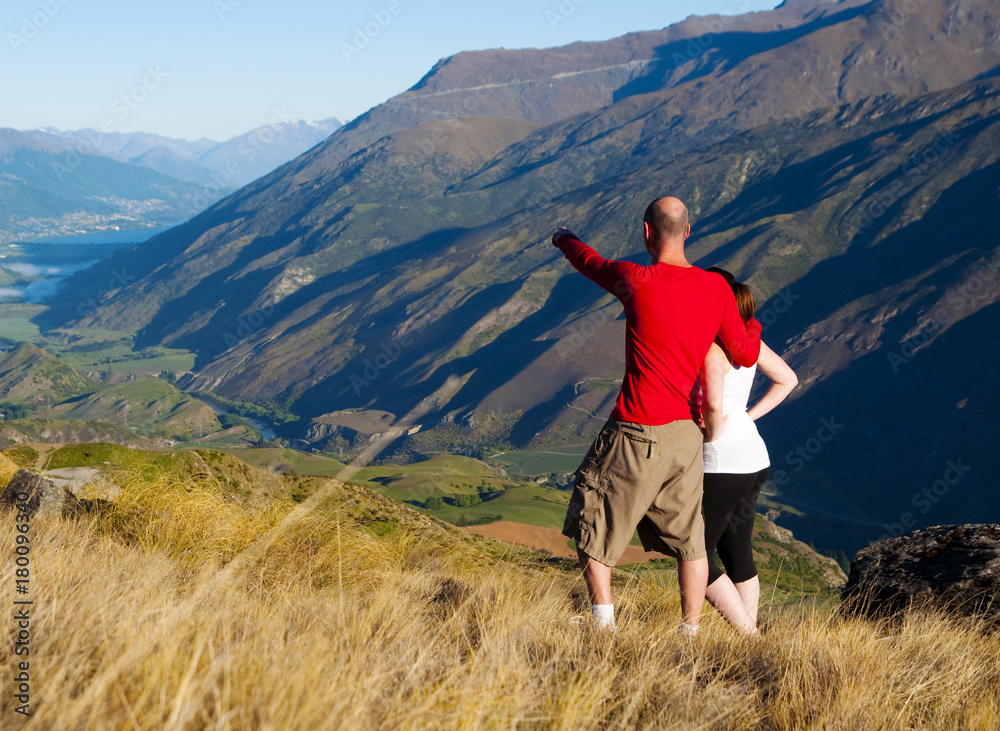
[558,234,761,426]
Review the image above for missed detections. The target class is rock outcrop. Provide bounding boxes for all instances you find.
[0,469,96,518]
[842,524,1000,625]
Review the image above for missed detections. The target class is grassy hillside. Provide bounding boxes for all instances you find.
[0,419,157,452]
[38,378,221,441]
[0,343,98,406]
[0,341,261,448]
[220,446,351,476]
[0,447,997,728]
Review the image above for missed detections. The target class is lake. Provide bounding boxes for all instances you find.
[0,227,171,303]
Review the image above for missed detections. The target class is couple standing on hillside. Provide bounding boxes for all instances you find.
[552,196,797,635]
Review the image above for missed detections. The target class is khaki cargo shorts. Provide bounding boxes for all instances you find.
[562,417,706,565]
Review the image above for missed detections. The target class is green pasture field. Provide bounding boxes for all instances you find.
[220,448,350,477]
[427,484,570,528]
[352,454,514,502]
[0,303,45,341]
[58,344,196,374]
[489,445,590,478]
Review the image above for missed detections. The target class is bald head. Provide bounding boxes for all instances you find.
[643,196,690,243]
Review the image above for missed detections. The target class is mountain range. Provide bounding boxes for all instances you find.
[0,118,342,243]
[45,117,344,188]
[0,127,214,245]
[38,0,1000,553]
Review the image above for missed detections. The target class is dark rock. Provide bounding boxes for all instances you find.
[842,524,1000,625]
[0,469,92,518]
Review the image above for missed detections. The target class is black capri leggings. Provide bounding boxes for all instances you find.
[702,467,769,586]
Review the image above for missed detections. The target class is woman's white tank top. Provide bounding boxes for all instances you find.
[702,361,770,474]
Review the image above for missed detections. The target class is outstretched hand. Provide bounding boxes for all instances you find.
[552,226,576,247]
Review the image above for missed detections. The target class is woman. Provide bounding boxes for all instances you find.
[700,270,798,635]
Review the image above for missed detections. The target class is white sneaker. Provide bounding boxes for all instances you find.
[678,622,699,637]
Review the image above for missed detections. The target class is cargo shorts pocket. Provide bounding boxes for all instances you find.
[578,422,617,474]
[563,469,609,534]
[579,468,611,497]
[579,420,655,477]
[619,427,656,460]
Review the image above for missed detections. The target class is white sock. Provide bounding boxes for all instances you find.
[591,604,615,628]
[678,622,699,637]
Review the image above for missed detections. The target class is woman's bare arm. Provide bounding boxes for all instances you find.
[747,341,798,421]
[702,343,731,441]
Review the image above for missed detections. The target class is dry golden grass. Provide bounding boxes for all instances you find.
[1,451,998,730]
[0,451,21,488]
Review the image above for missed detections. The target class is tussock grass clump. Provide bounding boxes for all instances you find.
[0,451,21,486]
[91,461,299,572]
[1,453,998,729]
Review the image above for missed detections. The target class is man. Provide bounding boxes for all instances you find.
[553,196,761,633]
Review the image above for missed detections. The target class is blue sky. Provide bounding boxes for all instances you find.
[2,0,779,142]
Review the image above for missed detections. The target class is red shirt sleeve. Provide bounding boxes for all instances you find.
[716,280,762,367]
[557,235,632,299]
